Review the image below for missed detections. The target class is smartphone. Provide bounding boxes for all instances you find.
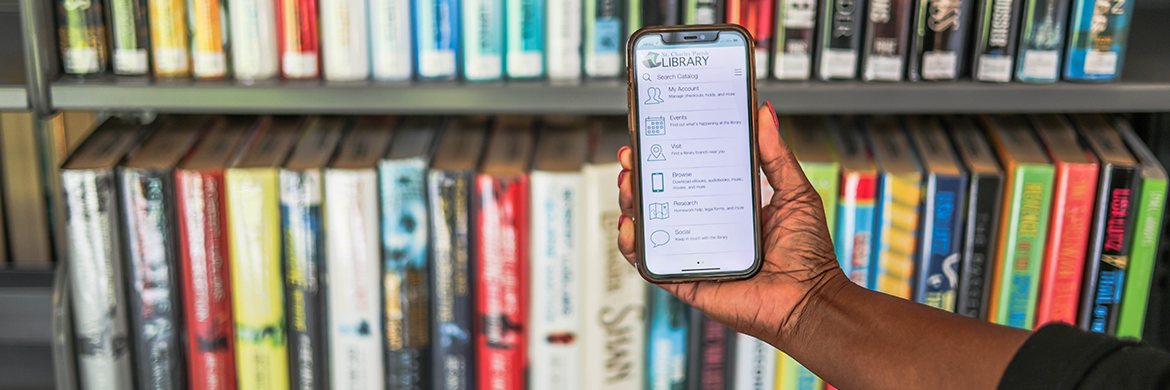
[627,24,763,283]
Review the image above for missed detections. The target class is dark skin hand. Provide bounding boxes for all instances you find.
[616,103,1033,390]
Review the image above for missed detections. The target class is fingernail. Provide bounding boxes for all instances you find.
[617,146,630,161]
[765,101,779,129]
[618,214,627,230]
[618,169,628,187]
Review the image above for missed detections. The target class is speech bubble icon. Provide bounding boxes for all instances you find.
[650,230,670,248]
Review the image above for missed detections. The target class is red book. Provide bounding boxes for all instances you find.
[725,0,775,76]
[276,0,320,79]
[1031,115,1099,327]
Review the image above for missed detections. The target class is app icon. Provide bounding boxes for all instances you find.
[651,172,664,193]
[644,87,664,104]
[647,144,666,161]
[649,202,669,220]
[645,116,666,136]
[650,230,670,247]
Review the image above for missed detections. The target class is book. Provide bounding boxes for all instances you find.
[107,0,149,75]
[1013,0,1071,82]
[1115,118,1167,339]
[0,112,53,264]
[782,116,840,239]
[57,0,108,75]
[429,118,489,390]
[685,0,724,23]
[831,117,878,285]
[1073,114,1141,334]
[370,0,415,81]
[731,334,776,390]
[861,0,912,81]
[774,353,819,390]
[907,0,972,80]
[415,0,461,79]
[281,117,345,390]
[119,117,206,390]
[176,116,251,390]
[585,0,625,78]
[228,0,279,80]
[1031,114,1098,327]
[326,117,395,389]
[628,0,643,33]
[981,114,1055,330]
[906,116,967,312]
[547,0,583,80]
[506,0,546,78]
[866,116,922,297]
[772,0,816,79]
[686,308,734,390]
[972,0,1023,82]
[61,118,142,390]
[727,0,776,79]
[277,0,321,79]
[816,0,865,80]
[381,117,442,390]
[646,286,689,390]
[641,0,680,27]
[1063,0,1133,81]
[190,0,230,79]
[321,0,371,81]
[226,116,297,390]
[945,115,1004,320]
[149,0,192,78]
[462,0,505,81]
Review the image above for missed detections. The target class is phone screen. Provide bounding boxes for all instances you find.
[632,30,758,277]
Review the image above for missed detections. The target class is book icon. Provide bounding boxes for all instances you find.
[649,202,669,220]
[645,117,666,136]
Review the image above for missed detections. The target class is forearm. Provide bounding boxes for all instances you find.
[775,272,1032,390]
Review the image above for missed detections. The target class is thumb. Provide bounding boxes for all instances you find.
[757,102,813,198]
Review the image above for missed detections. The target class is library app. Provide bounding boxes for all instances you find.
[633,31,758,276]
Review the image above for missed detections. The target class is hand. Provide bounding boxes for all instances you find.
[616,102,847,347]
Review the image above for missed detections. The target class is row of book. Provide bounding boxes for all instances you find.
[53,0,1135,83]
[61,113,1164,390]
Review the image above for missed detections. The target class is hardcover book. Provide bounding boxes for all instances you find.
[772,0,815,79]
[1014,0,1070,82]
[906,116,968,312]
[227,0,280,80]
[505,0,546,78]
[321,0,371,81]
[727,0,776,79]
[547,0,583,80]
[370,0,414,80]
[0,112,53,265]
[972,0,1023,82]
[783,116,840,239]
[831,117,878,284]
[57,0,108,75]
[647,286,689,390]
[687,308,734,390]
[1031,114,1098,327]
[907,0,972,80]
[816,0,865,79]
[190,0,230,79]
[981,114,1055,329]
[108,0,149,75]
[685,0,724,23]
[462,0,505,81]
[148,0,192,78]
[866,116,922,297]
[1073,114,1141,334]
[585,0,626,78]
[629,0,643,33]
[1115,118,1167,339]
[641,0,681,26]
[415,0,460,79]
[1063,0,1134,81]
[276,0,321,79]
[945,116,1004,320]
[774,353,819,390]
[861,0,912,81]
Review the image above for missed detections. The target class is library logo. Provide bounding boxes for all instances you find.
[643,51,711,68]
[643,52,663,68]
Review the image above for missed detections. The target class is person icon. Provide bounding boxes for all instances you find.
[645,87,664,104]
[648,144,666,161]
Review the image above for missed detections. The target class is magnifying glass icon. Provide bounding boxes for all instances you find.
[642,74,652,82]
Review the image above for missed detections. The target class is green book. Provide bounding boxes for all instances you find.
[1115,118,1167,339]
[782,116,841,239]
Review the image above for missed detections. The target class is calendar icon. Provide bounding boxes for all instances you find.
[645,116,666,136]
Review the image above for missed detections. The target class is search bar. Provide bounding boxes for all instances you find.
[640,67,745,85]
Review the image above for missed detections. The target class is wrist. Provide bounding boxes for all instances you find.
[771,269,854,351]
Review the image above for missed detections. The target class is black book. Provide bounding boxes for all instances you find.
[643,0,681,27]
[971,0,1024,82]
[907,0,974,80]
[816,0,866,79]
[946,115,1005,320]
[686,307,734,390]
[862,0,913,81]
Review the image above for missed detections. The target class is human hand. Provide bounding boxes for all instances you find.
[616,102,847,347]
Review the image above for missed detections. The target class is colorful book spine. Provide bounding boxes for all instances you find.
[775,353,820,390]
[987,160,1054,329]
[280,170,326,390]
[915,172,966,311]
[685,0,723,23]
[646,287,688,390]
[108,0,149,75]
[370,0,415,80]
[907,0,972,80]
[1081,166,1139,334]
[429,170,475,390]
[861,0,912,81]
[149,0,192,77]
[57,0,109,75]
[727,0,775,79]
[461,0,505,81]
[529,172,585,390]
[1014,0,1070,82]
[873,173,920,296]
[476,173,529,390]
[321,0,371,81]
[773,0,817,80]
[277,0,321,79]
[380,157,432,390]
[1116,119,1168,339]
[836,170,877,284]
[687,310,732,390]
[732,334,776,390]
[816,0,865,80]
[228,0,280,80]
[415,0,460,79]
[948,117,1004,320]
[506,0,546,78]
[1063,0,1133,81]
[547,0,583,80]
[225,169,289,390]
[972,0,1023,82]
[584,0,625,78]
[190,0,230,79]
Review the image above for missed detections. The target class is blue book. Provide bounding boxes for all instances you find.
[646,287,688,390]
[831,118,879,286]
[415,0,461,79]
[462,0,505,81]
[906,116,968,312]
[1063,0,1134,81]
[865,116,923,298]
[505,0,546,78]
[1014,0,1071,82]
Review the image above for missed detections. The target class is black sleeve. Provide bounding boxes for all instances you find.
[998,323,1170,390]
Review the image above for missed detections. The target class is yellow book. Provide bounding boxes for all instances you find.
[866,116,923,299]
[149,0,191,77]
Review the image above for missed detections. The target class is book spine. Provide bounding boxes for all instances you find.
[972,0,1023,82]
[915,176,966,312]
[277,0,321,79]
[773,0,816,80]
[628,0,642,33]
[731,334,776,390]
[816,0,865,79]
[1013,0,1070,82]
[1063,0,1133,81]
[956,174,1003,320]
[227,0,280,80]
[1035,163,1096,327]
[57,0,109,75]
[861,0,912,81]
[474,175,528,390]
[505,0,546,78]
[280,170,326,390]
[370,0,415,80]
[907,0,971,80]
[836,173,877,285]
[380,158,432,390]
[687,310,731,390]
[461,0,505,81]
[989,165,1054,329]
[584,0,625,78]
[775,353,821,390]
[149,0,192,77]
[727,0,775,79]
[321,0,372,81]
[1117,172,1167,338]
[641,0,679,27]
[176,170,238,390]
[685,0,723,23]
[429,170,475,390]
[120,169,186,390]
[415,0,460,79]
[546,0,583,80]
[225,169,290,390]
[324,170,385,389]
[108,0,149,75]
[529,173,584,390]
[873,173,920,297]
[1080,166,1140,334]
[646,286,688,390]
[190,0,230,79]
[803,164,840,240]
[63,170,134,389]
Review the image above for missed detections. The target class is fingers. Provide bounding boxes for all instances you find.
[618,146,637,216]
[617,213,637,266]
[757,102,813,199]
[619,145,632,170]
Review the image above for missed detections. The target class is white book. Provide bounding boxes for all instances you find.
[733,334,778,390]
[461,0,505,81]
[369,0,414,80]
[228,0,280,80]
[546,0,582,80]
[505,0,546,78]
[321,0,372,81]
